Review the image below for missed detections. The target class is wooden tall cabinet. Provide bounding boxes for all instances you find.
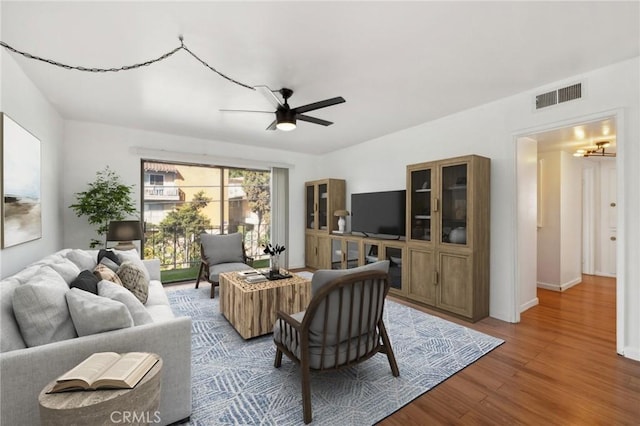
[304,179,345,269]
[406,155,490,321]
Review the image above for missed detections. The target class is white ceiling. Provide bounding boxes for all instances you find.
[2,1,638,155]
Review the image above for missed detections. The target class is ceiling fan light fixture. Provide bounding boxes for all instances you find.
[276,109,297,131]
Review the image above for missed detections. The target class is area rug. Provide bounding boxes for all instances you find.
[167,285,503,425]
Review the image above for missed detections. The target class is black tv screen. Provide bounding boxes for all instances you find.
[351,190,406,237]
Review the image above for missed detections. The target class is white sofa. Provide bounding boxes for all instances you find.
[0,249,192,426]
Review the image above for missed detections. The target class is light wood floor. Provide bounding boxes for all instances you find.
[381,274,640,425]
[167,274,640,424]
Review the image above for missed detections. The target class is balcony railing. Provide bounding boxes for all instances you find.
[144,186,183,201]
[143,223,269,283]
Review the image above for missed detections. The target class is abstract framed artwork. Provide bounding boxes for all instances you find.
[1,113,42,248]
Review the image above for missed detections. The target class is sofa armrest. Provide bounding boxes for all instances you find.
[143,258,161,281]
[0,317,191,426]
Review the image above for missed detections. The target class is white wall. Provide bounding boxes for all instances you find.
[560,151,583,287]
[536,151,582,290]
[62,121,319,268]
[318,57,640,360]
[0,51,65,278]
[537,151,561,286]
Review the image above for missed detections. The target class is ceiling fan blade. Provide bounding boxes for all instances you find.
[293,96,345,114]
[219,109,273,113]
[297,114,333,126]
[255,85,283,108]
[266,120,278,131]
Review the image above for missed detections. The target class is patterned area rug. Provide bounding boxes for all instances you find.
[167,285,503,425]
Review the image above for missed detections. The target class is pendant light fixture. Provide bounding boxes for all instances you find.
[574,141,616,157]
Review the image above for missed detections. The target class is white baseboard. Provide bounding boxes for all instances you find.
[622,346,640,362]
[594,270,616,278]
[537,276,582,292]
[520,297,539,313]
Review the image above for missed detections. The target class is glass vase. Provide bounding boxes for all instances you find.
[270,254,280,276]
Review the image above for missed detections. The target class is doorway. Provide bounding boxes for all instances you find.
[514,111,623,354]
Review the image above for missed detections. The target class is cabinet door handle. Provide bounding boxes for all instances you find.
[434,198,439,212]
[433,270,439,285]
[314,202,318,212]
[610,236,617,241]
[342,251,346,262]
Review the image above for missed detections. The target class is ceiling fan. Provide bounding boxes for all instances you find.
[221,86,345,131]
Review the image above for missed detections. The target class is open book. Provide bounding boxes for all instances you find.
[50,352,159,393]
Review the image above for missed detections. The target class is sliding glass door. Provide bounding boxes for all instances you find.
[141,161,271,283]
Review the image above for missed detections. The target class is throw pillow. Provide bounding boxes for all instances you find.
[99,256,120,273]
[66,249,97,271]
[12,267,78,347]
[116,261,149,304]
[70,270,100,294]
[201,232,244,264]
[93,264,123,285]
[97,249,122,266]
[311,260,390,295]
[66,288,133,337]
[49,259,81,285]
[114,249,150,282]
[98,280,153,326]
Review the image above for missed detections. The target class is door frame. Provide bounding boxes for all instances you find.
[513,108,625,356]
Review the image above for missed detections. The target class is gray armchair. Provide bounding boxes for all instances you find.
[273,262,399,424]
[195,233,253,298]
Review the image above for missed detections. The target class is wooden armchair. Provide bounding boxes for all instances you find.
[195,233,253,298]
[273,268,399,423]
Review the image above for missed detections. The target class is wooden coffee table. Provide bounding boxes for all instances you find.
[219,271,311,339]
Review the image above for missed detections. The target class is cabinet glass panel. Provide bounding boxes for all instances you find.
[410,169,432,241]
[306,185,315,229]
[318,183,328,230]
[331,239,342,269]
[441,163,468,244]
[384,246,403,290]
[364,242,379,264]
[346,240,359,269]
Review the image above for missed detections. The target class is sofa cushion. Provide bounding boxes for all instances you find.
[48,259,81,285]
[70,270,100,294]
[66,249,97,271]
[311,260,390,295]
[117,261,149,303]
[12,266,78,347]
[201,233,244,265]
[99,256,120,272]
[0,279,27,352]
[93,263,123,285]
[66,288,133,337]
[115,249,150,282]
[98,280,152,326]
[98,249,122,266]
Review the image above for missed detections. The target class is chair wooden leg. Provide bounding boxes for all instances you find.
[301,359,312,424]
[195,262,205,289]
[378,320,400,377]
[210,282,217,299]
[274,348,283,368]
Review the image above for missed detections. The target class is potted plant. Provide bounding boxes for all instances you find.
[70,166,137,248]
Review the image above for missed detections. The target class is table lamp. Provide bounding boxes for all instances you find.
[107,220,143,250]
[334,210,350,233]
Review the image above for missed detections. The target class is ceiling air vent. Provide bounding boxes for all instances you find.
[535,82,582,110]
[558,83,582,103]
[536,90,557,109]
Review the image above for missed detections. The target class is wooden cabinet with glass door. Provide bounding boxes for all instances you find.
[330,236,361,270]
[305,178,345,268]
[406,155,490,321]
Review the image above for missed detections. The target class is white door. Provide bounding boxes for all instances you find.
[599,160,616,276]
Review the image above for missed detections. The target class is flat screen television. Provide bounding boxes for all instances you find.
[351,190,406,237]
